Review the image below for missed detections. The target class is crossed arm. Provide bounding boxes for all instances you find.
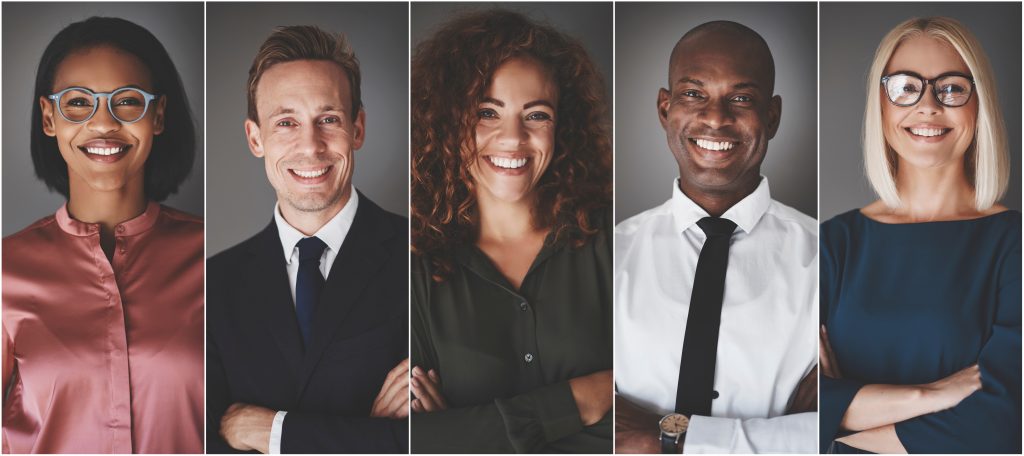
[614,366,818,454]
[819,326,982,454]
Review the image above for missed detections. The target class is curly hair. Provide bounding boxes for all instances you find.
[411,9,612,281]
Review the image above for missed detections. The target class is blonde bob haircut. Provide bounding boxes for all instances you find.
[863,17,1009,210]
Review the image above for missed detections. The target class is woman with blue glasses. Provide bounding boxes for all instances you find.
[2,17,203,453]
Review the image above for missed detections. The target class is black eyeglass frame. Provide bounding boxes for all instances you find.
[880,71,976,108]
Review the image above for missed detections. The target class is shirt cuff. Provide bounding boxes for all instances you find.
[684,415,738,454]
[493,381,584,452]
[269,410,287,454]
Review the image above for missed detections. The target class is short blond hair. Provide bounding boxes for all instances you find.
[863,17,1009,210]
[247,25,362,123]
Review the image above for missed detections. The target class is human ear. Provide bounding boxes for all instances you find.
[40,97,57,137]
[244,119,264,158]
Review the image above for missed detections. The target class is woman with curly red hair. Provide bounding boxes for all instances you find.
[409,8,612,453]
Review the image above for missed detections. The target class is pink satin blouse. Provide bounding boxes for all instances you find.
[2,202,203,454]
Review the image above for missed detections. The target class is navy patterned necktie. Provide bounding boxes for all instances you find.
[676,217,737,416]
[295,236,328,350]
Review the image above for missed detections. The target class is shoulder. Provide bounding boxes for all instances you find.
[357,192,408,244]
[3,214,58,250]
[207,228,264,276]
[763,199,818,240]
[615,198,673,241]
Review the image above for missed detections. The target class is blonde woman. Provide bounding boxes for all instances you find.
[819,17,1020,454]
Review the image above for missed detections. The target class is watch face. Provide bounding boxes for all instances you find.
[660,413,689,434]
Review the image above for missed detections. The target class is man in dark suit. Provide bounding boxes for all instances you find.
[207,25,408,454]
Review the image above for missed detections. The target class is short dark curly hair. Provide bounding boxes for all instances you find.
[411,9,612,281]
[30,16,196,202]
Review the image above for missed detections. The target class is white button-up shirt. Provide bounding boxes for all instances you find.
[615,177,817,453]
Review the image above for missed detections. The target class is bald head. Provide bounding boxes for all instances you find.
[669,21,775,93]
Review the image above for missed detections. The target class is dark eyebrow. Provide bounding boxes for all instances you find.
[733,82,760,90]
[523,100,555,110]
[676,77,704,87]
[481,97,504,107]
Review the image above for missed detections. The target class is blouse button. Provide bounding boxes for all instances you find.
[115,225,125,233]
[519,301,528,311]
[524,353,534,363]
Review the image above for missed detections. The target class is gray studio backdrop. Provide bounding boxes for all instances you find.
[820,2,1022,221]
[411,2,614,139]
[1,2,204,236]
[206,3,408,256]
[616,2,818,223]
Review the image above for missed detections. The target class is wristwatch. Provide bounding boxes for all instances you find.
[659,413,689,454]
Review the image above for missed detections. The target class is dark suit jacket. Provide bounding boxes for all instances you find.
[206,193,408,454]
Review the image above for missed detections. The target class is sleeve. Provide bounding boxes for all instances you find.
[818,220,866,453]
[279,412,408,453]
[408,258,585,453]
[893,234,1022,453]
[685,412,817,453]
[205,325,243,454]
[268,411,286,454]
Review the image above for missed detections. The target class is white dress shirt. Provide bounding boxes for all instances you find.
[268,187,359,453]
[615,177,817,454]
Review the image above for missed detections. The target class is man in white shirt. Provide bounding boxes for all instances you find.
[207,26,409,453]
[615,21,817,453]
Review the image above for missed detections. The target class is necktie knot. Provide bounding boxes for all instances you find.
[697,217,737,238]
[297,236,327,263]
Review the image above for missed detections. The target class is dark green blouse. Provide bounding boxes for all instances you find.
[411,218,612,453]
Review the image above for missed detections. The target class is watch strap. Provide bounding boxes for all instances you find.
[661,433,679,454]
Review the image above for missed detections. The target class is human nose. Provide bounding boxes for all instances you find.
[85,96,121,134]
[916,82,942,115]
[699,98,734,130]
[495,116,528,149]
[295,123,326,156]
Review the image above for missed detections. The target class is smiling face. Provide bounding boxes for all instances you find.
[39,45,166,196]
[469,56,558,205]
[658,27,780,198]
[881,35,978,170]
[245,59,364,215]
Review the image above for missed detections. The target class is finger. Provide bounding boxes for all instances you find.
[385,385,410,417]
[410,377,438,411]
[386,359,411,384]
[378,372,409,411]
[416,372,447,409]
[411,398,423,413]
[428,369,440,383]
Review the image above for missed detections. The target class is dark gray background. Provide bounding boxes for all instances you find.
[206,3,408,256]
[411,2,614,127]
[820,2,1021,221]
[2,2,204,236]
[615,2,818,222]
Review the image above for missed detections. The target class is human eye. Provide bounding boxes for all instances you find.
[477,108,499,119]
[526,111,552,121]
[731,94,753,103]
[276,119,297,127]
[66,97,93,107]
[318,116,341,125]
[681,89,704,99]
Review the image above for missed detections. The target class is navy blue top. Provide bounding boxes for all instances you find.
[820,209,1021,454]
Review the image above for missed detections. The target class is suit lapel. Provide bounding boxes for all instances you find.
[246,221,305,376]
[296,194,395,397]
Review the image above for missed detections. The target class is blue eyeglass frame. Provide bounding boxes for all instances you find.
[47,86,160,124]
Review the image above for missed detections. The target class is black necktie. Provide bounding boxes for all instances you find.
[295,236,327,350]
[675,217,736,416]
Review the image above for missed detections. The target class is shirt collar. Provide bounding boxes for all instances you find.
[55,201,161,237]
[274,186,359,264]
[670,176,771,235]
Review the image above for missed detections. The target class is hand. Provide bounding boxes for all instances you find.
[371,358,410,419]
[614,395,663,454]
[787,366,818,414]
[410,366,448,413]
[922,364,981,413]
[568,369,612,426]
[220,403,276,453]
[820,325,842,379]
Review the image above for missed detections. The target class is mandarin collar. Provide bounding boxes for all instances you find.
[55,201,161,237]
[670,176,771,236]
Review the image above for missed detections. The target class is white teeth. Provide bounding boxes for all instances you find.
[488,156,528,169]
[293,168,329,178]
[910,128,947,137]
[84,146,125,156]
[694,139,735,151]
